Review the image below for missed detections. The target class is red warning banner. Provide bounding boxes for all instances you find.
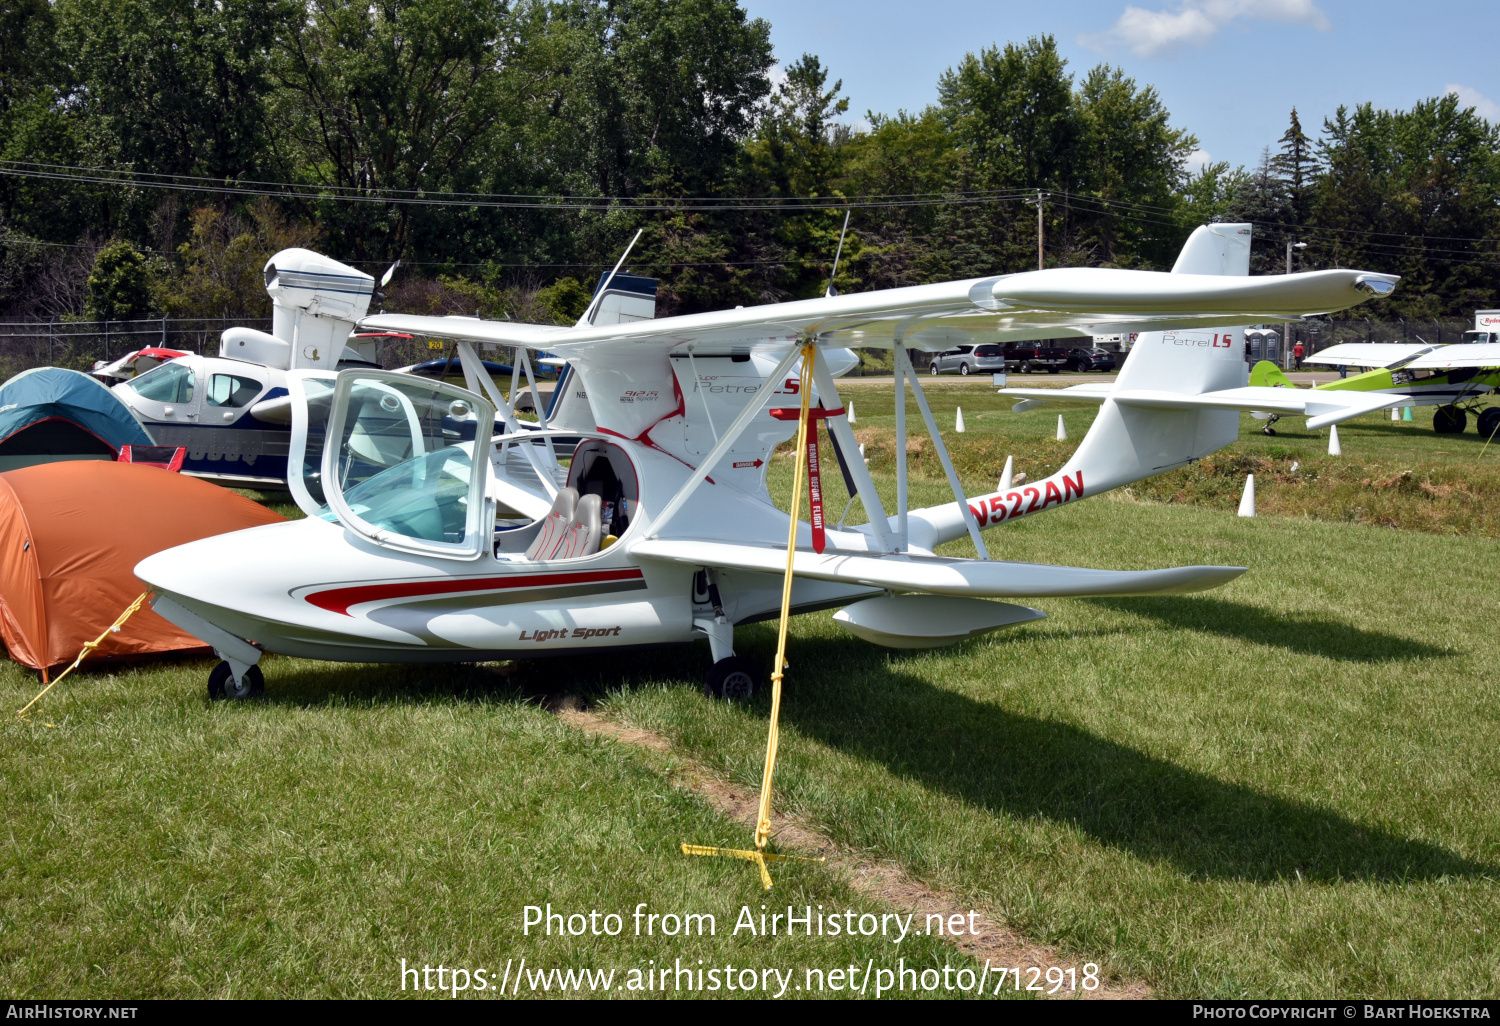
[806,428,825,553]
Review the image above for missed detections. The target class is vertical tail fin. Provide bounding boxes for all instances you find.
[906,223,1256,549]
[1058,222,1251,495]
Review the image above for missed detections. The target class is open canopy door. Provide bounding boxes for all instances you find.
[321,370,495,560]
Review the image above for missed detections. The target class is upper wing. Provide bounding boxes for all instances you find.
[362,267,1398,355]
[357,315,570,349]
[1405,343,1500,370]
[999,384,1402,429]
[1302,343,1435,368]
[630,538,1246,598]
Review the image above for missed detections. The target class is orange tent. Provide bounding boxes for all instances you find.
[0,461,285,672]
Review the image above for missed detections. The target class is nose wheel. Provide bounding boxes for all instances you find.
[208,660,264,700]
[704,656,759,701]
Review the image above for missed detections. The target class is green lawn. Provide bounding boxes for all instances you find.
[3,377,1498,998]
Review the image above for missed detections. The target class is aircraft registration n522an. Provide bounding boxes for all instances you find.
[135,224,1403,699]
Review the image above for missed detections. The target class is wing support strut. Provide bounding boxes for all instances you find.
[808,347,899,553]
[895,346,989,559]
[646,343,805,540]
[455,341,559,499]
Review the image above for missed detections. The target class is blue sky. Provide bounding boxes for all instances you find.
[740,0,1499,172]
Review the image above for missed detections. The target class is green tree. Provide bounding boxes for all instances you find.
[269,0,513,262]
[1273,107,1316,226]
[1074,64,1196,266]
[85,239,156,320]
[937,35,1079,190]
[57,0,289,179]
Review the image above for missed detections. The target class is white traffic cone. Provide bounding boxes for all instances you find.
[1056,415,1067,441]
[998,455,1014,492]
[1238,474,1256,517]
[1328,424,1342,456]
[955,407,966,433]
[847,401,856,425]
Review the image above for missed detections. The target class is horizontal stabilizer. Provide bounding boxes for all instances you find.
[630,539,1245,598]
[999,384,1402,429]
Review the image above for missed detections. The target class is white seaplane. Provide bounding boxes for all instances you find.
[135,223,1401,699]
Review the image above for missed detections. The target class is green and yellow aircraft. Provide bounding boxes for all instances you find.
[1249,335,1500,436]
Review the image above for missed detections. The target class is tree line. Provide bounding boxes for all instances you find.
[0,0,1495,327]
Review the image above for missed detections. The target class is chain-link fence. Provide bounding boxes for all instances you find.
[0,317,273,382]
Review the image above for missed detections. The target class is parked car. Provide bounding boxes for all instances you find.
[928,343,1010,376]
[1065,347,1117,372]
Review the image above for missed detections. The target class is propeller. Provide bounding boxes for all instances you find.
[374,259,401,313]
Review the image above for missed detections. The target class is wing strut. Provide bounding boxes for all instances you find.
[648,343,805,539]
[895,346,989,559]
[808,348,899,552]
[456,341,559,498]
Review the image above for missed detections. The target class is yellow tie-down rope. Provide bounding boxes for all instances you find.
[683,343,826,889]
[16,591,149,721]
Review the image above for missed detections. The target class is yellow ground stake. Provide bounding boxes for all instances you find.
[16,591,149,721]
[683,343,825,889]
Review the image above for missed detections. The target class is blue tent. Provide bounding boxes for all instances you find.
[0,367,153,472]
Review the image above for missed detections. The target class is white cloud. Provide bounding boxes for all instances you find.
[1081,0,1331,57]
[1185,148,1214,172]
[1445,84,1500,123]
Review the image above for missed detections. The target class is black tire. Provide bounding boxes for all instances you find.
[1433,405,1467,434]
[959,362,970,376]
[929,363,939,376]
[1477,407,1500,439]
[1047,365,1060,374]
[208,661,264,701]
[1020,361,1032,374]
[703,656,758,701]
[1261,426,1277,436]
[1071,359,1086,373]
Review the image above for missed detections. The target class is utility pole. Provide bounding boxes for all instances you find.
[1284,239,1307,369]
[1036,189,1044,270]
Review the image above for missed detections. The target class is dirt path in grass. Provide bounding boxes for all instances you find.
[556,704,1150,1000]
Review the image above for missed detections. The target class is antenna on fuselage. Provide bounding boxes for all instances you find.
[825,210,851,299]
[576,229,644,328]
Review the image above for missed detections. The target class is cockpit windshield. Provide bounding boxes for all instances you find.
[321,371,495,559]
[338,444,477,545]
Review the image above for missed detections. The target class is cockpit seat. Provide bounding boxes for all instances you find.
[552,493,602,559]
[524,487,578,559]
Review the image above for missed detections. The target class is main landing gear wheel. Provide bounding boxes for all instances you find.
[1433,405,1467,434]
[1477,407,1500,440]
[704,656,758,701]
[208,661,264,701]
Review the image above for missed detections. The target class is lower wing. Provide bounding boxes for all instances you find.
[631,539,1245,598]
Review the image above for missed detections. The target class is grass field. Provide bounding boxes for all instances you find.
[3,378,1499,998]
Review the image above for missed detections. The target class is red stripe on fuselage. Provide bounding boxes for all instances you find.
[306,567,645,616]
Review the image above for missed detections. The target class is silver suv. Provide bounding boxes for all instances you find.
[928,344,1007,376]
